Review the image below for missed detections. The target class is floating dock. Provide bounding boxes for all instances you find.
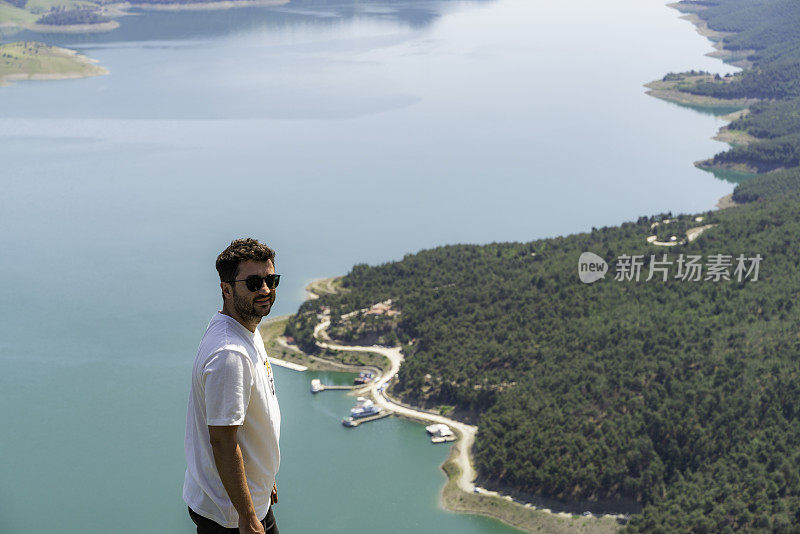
[310,379,354,393]
[342,412,391,427]
[313,385,354,392]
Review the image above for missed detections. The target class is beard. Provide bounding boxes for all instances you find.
[232,286,273,324]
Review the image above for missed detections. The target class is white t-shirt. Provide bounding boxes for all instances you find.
[183,312,281,528]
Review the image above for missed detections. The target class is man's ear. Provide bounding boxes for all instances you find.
[220,281,233,300]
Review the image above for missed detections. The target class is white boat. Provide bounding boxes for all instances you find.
[350,397,381,418]
[310,379,323,393]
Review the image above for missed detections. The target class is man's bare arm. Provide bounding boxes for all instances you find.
[208,425,265,534]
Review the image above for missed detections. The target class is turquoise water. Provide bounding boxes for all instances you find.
[0,0,738,532]
[275,370,516,533]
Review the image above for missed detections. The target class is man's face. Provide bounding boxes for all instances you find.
[228,259,276,323]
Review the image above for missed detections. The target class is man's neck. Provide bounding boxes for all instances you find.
[220,306,258,333]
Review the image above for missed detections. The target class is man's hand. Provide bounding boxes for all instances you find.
[239,513,266,534]
[271,483,278,505]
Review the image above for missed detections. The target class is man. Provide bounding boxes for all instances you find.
[184,238,281,534]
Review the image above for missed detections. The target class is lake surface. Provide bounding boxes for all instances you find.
[0,0,738,532]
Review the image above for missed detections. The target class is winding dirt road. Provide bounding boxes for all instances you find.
[313,318,478,492]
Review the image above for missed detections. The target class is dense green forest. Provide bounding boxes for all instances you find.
[733,166,800,202]
[728,98,800,139]
[36,7,109,25]
[709,133,800,171]
[674,0,800,170]
[287,165,800,531]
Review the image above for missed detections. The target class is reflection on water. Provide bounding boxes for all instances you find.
[701,166,756,185]
[650,97,746,118]
[7,0,486,45]
[3,0,496,120]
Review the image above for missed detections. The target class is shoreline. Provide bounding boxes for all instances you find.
[23,21,120,34]
[695,159,760,174]
[0,42,108,87]
[646,3,763,210]
[0,0,288,34]
[716,193,739,210]
[264,279,626,533]
[120,0,287,12]
[0,68,109,84]
[643,77,756,111]
[666,3,754,69]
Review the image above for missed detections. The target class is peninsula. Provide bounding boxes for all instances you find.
[0,41,107,86]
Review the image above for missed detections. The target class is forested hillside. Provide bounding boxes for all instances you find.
[675,0,800,171]
[36,7,109,25]
[287,165,800,531]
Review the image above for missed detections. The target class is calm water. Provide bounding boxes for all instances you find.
[1,0,736,532]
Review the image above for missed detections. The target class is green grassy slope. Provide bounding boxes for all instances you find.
[0,41,106,84]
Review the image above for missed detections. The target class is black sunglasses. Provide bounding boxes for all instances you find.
[229,274,281,292]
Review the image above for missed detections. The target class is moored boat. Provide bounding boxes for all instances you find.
[350,397,381,418]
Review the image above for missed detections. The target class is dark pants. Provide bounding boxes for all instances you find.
[188,506,279,534]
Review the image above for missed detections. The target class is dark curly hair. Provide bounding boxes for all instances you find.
[216,238,276,282]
